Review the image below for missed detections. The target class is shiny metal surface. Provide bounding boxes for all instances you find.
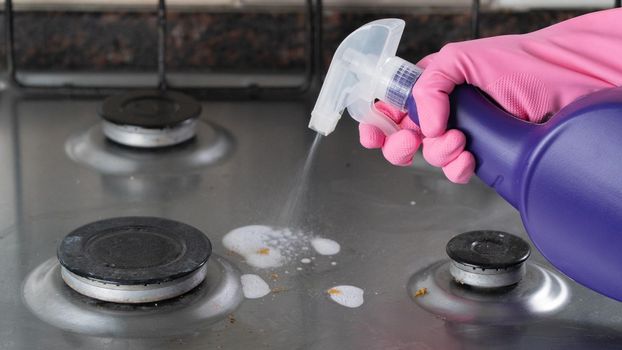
[65,120,232,175]
[102,119,198,148]
[23,256,242,337]
[2,82,622,349]
[409,261,569,324]
[60,263,208,304]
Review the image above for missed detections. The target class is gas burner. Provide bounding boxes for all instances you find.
[100,90,201,148]
[57,217,211,304]
[65,120,233,176]
[446,230,530,288]
[408,230,569,324]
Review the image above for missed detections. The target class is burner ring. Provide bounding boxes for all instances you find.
[57,217,211,303]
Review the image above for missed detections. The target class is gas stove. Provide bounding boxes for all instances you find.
[2,0,622,347]
[1,77,622,349]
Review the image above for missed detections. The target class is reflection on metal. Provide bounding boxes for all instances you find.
[65,121,233,175]
[23,255,243,337]
[101,173,202,199]
[408,261,570,324]
[60,264,208,304]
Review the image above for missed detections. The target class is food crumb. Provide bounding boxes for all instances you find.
[270,273,279,281]
[271,287,288,294]
[228,314,236,324]
[257,247,270,255]
[414,287,428,297]
[327,288,342,296]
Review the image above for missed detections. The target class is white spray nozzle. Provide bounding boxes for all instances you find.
[309,18,421,136]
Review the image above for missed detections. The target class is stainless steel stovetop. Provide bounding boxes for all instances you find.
[1,80,622,350]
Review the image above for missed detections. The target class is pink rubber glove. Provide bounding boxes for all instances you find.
[361,8,622,184]
[359,102,422,166]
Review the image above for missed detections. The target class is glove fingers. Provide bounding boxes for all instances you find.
[381,129,422,166]
[422,129,466,167]
[359,123,386,149]
[442,151,476,184]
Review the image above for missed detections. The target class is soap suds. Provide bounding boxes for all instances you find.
[241,274,270,299]
[311,237,341,256]
[223,225,309,268]
[327,285,364,308]
[301,258,311,264]
[331,261,337,266]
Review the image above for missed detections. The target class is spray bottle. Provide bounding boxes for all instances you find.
[309,18,622,301]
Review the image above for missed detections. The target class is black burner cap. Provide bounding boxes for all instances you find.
[100,90,201,129]
[446,230,530,269]
[58,217,211,285]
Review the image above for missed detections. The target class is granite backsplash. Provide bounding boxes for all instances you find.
[2,8,594,73]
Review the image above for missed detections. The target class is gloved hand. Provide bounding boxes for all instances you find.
[360,8,622,184]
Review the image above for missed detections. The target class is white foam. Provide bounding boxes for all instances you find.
[330,261,337,266]
[223,225,302,268]
[327,285,364,308]
[241,274,271,299]
[311,237,341,256]
[301,258,311,264]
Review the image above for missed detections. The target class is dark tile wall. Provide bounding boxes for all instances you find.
[0,8,596,73]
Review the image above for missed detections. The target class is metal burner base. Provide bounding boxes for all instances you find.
[60,264,208,304]
[65,120,233,176]
[23,255,243,337]
[408,260,570,325]
[102,119,198,148]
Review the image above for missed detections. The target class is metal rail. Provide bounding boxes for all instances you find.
[157,0,167,91]
[471,0,480,39]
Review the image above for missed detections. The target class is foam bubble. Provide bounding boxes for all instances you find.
[327,285,364,308]
[223,225,296,268]
[311,238,341,256]
[241,274,271,299]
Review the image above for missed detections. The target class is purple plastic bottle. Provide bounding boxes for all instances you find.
[407,85,622,301]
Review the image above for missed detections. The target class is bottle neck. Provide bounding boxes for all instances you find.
[377,57,422,111]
